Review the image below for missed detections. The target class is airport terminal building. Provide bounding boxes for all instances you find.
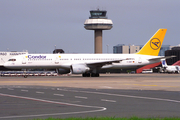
[113,44,170,56]
[165,45,180,65]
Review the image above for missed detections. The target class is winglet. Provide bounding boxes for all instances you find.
[136,29,167,56]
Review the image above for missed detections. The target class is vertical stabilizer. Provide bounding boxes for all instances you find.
[136,29,167,56]
[161,59,167,67]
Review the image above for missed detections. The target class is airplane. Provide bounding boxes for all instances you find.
[160,59,180,73]
[4,28,172,77]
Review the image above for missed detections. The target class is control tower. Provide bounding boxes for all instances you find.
[84,9,113,53]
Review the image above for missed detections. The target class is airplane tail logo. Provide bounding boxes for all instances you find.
[136,29,167,56]
[150,38,161,50]
[162,60,166,66]
[161,59,167,67]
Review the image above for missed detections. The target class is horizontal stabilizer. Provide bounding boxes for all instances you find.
[148,55,176,61]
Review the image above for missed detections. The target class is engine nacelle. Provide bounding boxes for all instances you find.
[71,64,90,74]
[56,68,70,74]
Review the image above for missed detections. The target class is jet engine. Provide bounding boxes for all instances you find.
[70,64,90,74]
[56,68,70,74]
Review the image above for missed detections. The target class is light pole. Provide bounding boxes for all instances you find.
[106,44,109,53]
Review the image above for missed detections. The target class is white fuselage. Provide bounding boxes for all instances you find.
[166,66,180,73]
[4,53,162,70]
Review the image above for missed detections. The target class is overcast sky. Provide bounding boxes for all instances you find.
[1,0,180,53]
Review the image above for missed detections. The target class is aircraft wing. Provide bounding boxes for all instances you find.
[148,55,176,61]
[85,59,125,67]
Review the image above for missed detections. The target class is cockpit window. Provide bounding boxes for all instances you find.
[8,59,16,61]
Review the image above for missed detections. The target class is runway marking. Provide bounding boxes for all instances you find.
[51,88,56,90]
[58,89,180,104]
[7,88,14,90]
[101,99,116,103]
[124,83,177,88]
[36,91,44,94]
[57,88,61,90]
[100,86,112,89]
[53,94,64,96]
[0,93,106,119]
[21,89,28,92]
[75,96,88,99]
[133,84,158,86]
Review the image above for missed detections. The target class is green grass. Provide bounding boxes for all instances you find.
[32,117,180,120]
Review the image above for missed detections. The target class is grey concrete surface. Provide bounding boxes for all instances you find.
[0,73,180,91]
[0,73,180,120]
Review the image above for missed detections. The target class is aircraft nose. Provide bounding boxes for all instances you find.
[3,62,10,68]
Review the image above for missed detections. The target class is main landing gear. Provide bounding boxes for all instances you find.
[82,73,99,77]
[24,75,28,78]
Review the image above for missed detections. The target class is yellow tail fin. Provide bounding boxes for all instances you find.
[136,29,167,56]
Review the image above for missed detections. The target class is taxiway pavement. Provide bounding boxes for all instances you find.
[0,74,180,120]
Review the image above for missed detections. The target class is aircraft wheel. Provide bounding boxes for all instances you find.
[91,73,99,77]
[82,73,90,77]
[87,73,90,77]
[82,73,86,77]
[24,75,27,78]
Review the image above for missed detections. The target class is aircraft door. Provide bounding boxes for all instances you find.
[22,56,27,64]
[55,56,59,64]
[138,57,142,63]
